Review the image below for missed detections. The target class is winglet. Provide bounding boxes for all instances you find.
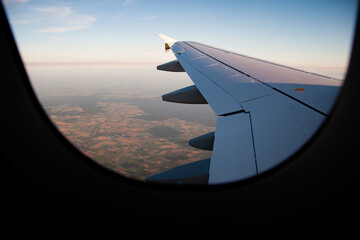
[158,33,176,52]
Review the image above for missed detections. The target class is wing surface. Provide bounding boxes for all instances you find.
[151,35,342,184]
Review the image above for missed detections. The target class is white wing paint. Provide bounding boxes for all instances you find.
[147,34,342,185]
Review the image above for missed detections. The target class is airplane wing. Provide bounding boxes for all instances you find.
[147,34,343,185]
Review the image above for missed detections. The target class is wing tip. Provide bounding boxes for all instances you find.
[157,33,176,43]
[158,33,176,52]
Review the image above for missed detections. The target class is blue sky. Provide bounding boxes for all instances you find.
[2,0,358,76]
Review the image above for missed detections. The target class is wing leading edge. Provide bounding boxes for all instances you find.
[147,34,342,184]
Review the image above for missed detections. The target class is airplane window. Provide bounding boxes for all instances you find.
[2,0,357,185]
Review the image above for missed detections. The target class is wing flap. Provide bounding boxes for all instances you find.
[210,93,326,184]
[209,112,257,184]
[242,94,325,174]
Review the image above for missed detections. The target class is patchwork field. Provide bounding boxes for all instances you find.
[45,98,215,181]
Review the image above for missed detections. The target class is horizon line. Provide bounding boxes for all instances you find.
[25,61,161,66]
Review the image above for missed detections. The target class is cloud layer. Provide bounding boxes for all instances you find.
[6,2,97,34]
[34,6,97,33]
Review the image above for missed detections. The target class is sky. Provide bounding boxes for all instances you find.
[2,0,358,77]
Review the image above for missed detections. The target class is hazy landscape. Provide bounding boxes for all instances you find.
[26,63,217,181]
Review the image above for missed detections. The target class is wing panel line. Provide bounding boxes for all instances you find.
[183,41,328,116]
[175,46,243,111]
[248,111,259,175]
[176,42,270,111]
[188,41,341,81]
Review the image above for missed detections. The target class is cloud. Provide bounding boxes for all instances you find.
[123,0,134,6]
[10,19,35,25]
[35,15,97,33]
[30,6,97,34]
[138,15,159,22]
[112,11,127,22]
[2,0,29,4]
[148,16,158,20]
[32,6,72,19]
[4,2,97,33]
